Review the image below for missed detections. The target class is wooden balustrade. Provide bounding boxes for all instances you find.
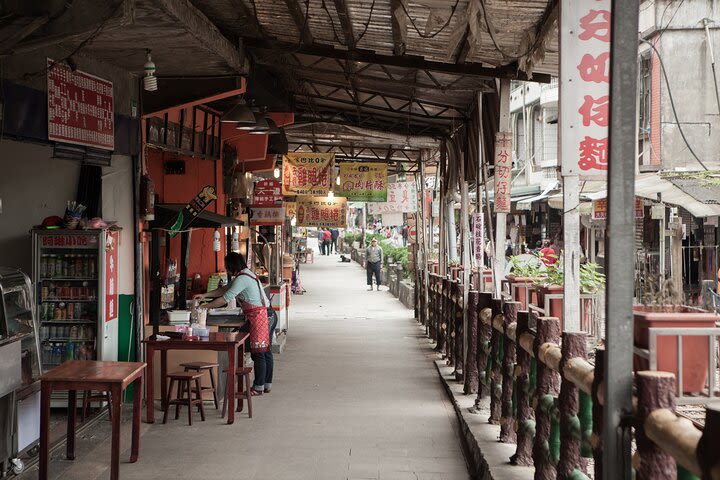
[420,273,720,480]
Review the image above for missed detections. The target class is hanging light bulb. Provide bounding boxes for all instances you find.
[273,167,280,179]
[290,217,297,227]
[143,50,157,92]
[213,229,221,252]
[336,174,341,185]
[231,229,239,252]
[328,190,335,199]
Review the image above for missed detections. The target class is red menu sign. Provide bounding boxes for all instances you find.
[493,132,513,213]
[254,179,283,206]
[560,2,611,176]
[40,234,97,249]
[47,58,114,150]
[105,231,119,322]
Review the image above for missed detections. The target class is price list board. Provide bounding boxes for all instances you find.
[47,58,114,150]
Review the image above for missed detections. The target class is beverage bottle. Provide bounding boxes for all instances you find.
[55,256,62,278]
[68,255,75,277]
[47,255,55,278]
[67,302,75,319]
[40,255,47,278]
[75,255,83,278]
[89,256,96,278]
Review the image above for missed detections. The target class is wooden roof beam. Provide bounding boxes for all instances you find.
[155,0,246,73]
[333,0,356,50]
[245,38,551,82]
[390,0,407,56]
[284,0,314,45]
[225,0,264,38]
[453,26,471,64]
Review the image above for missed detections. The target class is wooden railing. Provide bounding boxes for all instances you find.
[420,270,720,480]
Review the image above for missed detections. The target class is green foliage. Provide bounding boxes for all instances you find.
[534,259,606,293]
[509,254,544,279]
[343,232,355,244]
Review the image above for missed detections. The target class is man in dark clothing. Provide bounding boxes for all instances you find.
[330,228,340,254]
[317,229,326,255]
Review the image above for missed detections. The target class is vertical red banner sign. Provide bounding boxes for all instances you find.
[493,132,513,213]
[560,1,612,176]
[105,231,119,322]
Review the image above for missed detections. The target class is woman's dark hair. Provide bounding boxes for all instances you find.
[225,252,247,276]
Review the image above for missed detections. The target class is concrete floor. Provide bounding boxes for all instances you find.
[27,243,471,480]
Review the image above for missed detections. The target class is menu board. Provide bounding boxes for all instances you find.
[367,182,417,214]
[296,197,347,228]
[337,162,388,202]
[47,58,114,150]
[281,153,333,196]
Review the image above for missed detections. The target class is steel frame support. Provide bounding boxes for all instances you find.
[603,1,639,479]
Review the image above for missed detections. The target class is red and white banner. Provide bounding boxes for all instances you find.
[560,1,611,176]
[105,230,119,322]
[493,132,513,213]
[367,182,417,214]
[254,179,283,206]
[592,197,644,220]
[47,59,114,150]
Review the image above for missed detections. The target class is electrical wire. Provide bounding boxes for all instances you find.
[355,0,376,44]
[20,1,125,81]
[399,0,460,39]
[321,0,347,46]
[640,38,709,171]
[477,0,545,60]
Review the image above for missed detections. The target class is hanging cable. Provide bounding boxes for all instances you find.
[399,0,460,39]
[355,0,377,44]
[640,38,709,171]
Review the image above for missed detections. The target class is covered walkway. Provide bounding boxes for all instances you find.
[28,246,469,480]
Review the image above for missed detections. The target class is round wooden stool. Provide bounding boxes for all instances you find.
[221,367,254,419]
[180,361,220,410]
[163,371,205,425]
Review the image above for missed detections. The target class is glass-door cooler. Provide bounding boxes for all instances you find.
[31,229,119,376]
[0,267,42,475]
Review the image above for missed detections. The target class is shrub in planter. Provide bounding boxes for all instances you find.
[633,278,716,393]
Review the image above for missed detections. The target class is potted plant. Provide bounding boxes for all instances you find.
[633,277,716,393]
[507,254,545,308]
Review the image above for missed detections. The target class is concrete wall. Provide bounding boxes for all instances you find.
[101,155,135,295]
[650,1,720,170]
[0,139,80,273]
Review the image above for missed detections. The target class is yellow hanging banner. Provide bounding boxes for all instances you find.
[296,196,347,228]
[337,162,388,202]
[281,153,333,196]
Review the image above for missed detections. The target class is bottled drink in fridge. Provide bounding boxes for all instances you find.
[47,255,56,278]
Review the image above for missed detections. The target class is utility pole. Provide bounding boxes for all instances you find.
[563,173,581,330]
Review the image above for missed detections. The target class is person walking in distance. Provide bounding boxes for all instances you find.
[322,228,332,256]
[317,229,326,255]
[366,238,383,291]
[330,227,339,254]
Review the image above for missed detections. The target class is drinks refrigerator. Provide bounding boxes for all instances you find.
[31,229,120,381]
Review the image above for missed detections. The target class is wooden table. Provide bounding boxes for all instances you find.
[40,360,146,480]
[142,332,249,425]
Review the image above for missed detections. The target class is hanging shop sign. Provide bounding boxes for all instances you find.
[367,182,417,214]
[382,212,404,226]
[250,205,285,226]
[560,1,611,176]
[281,153,333,196]
[592,197,644,220]
[254,179,283,206]
[472,212,485,267]
[47,58,114,150]
[337,162,388,202]
[493,132,513,213]
[284,201,297,218]
[296,196,347,228]
[168,186,217,237]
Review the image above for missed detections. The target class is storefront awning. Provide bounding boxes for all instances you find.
[516,182,559,210]
[585,174,720,218]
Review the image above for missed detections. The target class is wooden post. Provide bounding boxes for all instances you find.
[489,298,503,424]
[476,292,494,404]
[697,405,720,480]
[464,291,480,394]
[512,310,534,465]
[532,317,562,480]
[591,348,605,480]
[429,275,438,342]
[636,371,677,480]
[454,282,464,377]
[557,332,588,479]
[500,301,519,443]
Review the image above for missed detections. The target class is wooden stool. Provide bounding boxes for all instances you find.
[221,367,254,419]
[180,361,219,410]
[163,372,205,425]
[81,391,112,421]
